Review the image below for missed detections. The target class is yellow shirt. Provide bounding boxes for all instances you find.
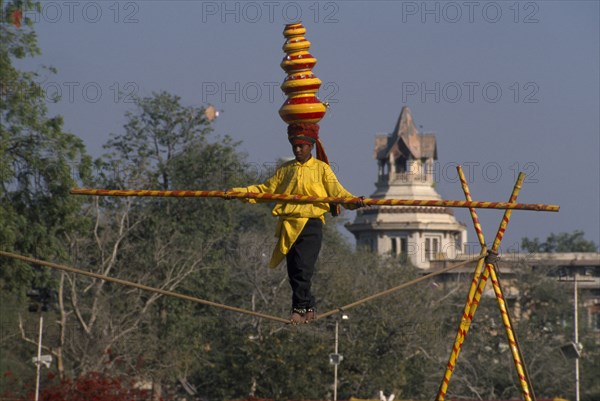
[233,157,356,267]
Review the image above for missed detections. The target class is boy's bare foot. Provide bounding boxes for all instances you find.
[289,308,306,325]
[304,308,316,324]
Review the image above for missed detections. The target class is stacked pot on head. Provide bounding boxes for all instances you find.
[278,22,331,166]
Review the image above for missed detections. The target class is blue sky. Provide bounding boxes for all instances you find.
[21,1,600,252]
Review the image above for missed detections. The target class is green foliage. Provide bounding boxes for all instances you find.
[1,0,92,292]
[102,91,214,190]
[1,1,92,394]
[580,332,600,401]
[522,230,598,253]
[1,0,41,58]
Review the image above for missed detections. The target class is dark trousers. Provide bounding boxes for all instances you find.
[286,218,323,310]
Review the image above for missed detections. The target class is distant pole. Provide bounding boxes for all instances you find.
[558,273,588,401]
[334,320,339,401]
[34,314,43,401]
[574,277,580,401]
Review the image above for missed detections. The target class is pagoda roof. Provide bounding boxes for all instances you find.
[375,107,437,161]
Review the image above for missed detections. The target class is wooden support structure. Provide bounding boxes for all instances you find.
[436,167,536,401]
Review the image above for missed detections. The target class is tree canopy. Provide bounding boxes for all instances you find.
[521,230,598,253]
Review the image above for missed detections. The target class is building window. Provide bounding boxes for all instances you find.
[391,238,397,256]
[425,236,442,260]
[455,233,462,253]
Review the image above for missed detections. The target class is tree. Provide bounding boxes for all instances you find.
[522,230,598,253]
[102,91,213,190]
[51,92,274,399]
[520,230,598,400]
[0,0,91,285]
[1,0,91,391]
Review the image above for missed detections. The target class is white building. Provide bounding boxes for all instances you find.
[346,107,467,269]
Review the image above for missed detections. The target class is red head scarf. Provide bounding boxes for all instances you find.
[287,123,329,164]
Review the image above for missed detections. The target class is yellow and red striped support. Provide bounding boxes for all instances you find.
[472,173,534,401]
[486,258,534,401]
[436,168,523,400]
[436,169,534,401]
[69,188,560,212]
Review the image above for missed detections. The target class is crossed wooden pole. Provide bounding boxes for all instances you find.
[435,167,535,401]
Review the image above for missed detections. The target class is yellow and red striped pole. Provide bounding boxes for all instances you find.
[473,172,534,401]
[486,253,535,401]
[70,188,560,212]
[436,170,535,401]
[436,169,524,400]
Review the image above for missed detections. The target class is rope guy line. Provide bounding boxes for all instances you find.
[1,250,485,325]
[316,254,486,320]
[0,251,290,324]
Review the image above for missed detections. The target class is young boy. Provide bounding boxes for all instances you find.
[231,123,364,324]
